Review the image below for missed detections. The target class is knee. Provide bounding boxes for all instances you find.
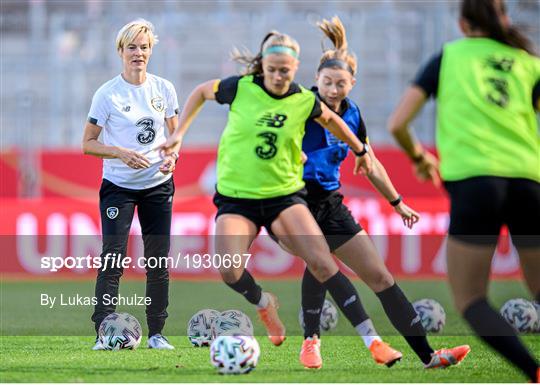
[307,259,337,282]
[219,267,243,284]
[367,271,395,292]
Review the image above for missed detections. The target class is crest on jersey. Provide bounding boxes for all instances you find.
[106,207,119,219]
[151,97,164,112]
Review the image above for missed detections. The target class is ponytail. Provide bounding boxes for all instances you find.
[317,16,357,75]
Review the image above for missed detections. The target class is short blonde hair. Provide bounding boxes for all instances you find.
[116,19,158,52]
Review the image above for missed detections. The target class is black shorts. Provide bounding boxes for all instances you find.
[304,185,363,251]
[266,182,362,251]
[444,176,540,247]
[213,189,308,232]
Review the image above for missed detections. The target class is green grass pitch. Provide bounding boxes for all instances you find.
[1,279,538,382]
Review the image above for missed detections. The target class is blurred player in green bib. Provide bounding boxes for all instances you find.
[388,0,540,381]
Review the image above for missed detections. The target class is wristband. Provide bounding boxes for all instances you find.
[353,143,369,157]
[389,195,402,207]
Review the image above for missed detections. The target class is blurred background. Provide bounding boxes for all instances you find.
[1,0,538,280]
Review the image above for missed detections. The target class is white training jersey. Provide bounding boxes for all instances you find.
[88,73,179,190]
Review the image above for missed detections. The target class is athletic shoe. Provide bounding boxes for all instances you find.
[148,334,175,350]
[424,345,471,369]
[92,337,105,351]
[257,292,286,346]
[300,335,322,369]
[369,340,403,367]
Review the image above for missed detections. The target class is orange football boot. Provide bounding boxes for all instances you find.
[257,292,286,346]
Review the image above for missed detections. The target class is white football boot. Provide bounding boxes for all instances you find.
[148,334,175,350]
[92,337,106,351]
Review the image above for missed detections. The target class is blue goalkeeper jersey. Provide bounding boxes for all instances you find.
[303,90,368,191]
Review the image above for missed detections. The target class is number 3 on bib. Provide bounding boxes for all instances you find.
[255,132,278,159]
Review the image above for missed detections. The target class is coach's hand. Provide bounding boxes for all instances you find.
[159,155,176,175]
[115,147,150,169]
[159,134,183,158]
[394,202,420,229]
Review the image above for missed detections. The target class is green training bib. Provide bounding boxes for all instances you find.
[217,75,317,198]
[437,38,540,182]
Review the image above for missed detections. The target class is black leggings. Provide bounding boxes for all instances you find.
[91,178,174,336]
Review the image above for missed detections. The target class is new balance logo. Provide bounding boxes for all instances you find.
[123,105,131,112]
[485,56,514,72]
[306,308,321,315]
[256,113,287,128]
[410,315,421,326]
[343,295,356,307]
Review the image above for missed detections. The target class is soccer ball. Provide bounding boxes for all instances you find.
[98,312,142,350]
[412,299,446,333]
[211,310,254,338]
[533,302,540,333]
[298,299,339,332]
[210,335,260,374]
[500,298,538,333]
[187,309,220,347]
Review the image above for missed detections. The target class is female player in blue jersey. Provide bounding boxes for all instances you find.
[272,17,470,370]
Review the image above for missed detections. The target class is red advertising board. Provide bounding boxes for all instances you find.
[0,197,522,279]
[0,148,444,198]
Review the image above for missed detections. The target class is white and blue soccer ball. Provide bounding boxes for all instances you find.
[211,310,254,338]
[187,309,220,347]
[210,335,260,374]
[298,299,339,332]
[500,298,539,333]
[413,299,446,333]
[533,301,540,333]
[98,312,142,350]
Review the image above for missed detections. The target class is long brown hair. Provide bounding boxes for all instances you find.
[317,16,357,76]
[231,31,300,75]
[460,0,536,55]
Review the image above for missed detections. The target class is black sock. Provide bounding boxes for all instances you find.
[225,270,262,305]
[464,298,539,381]
[322,271,369,327]
[376,283,434,364]
[301,268,326,338]
[535,291,540,303]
